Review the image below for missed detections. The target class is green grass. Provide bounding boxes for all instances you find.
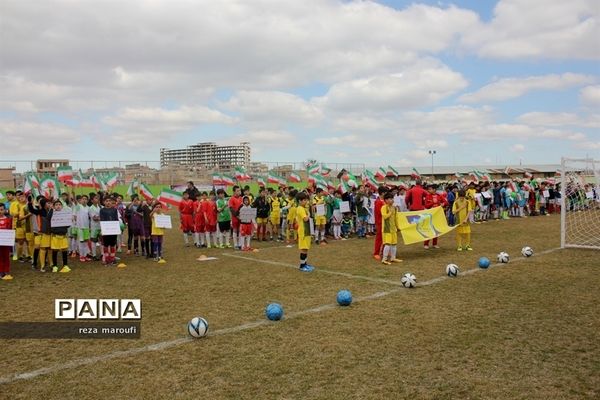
[0,213,598,399]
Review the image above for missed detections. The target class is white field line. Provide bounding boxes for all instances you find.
[0,247,560,385]
[222,252,403,286]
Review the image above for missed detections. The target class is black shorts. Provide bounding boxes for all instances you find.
[103,235,118,247]
[218,221,231,232]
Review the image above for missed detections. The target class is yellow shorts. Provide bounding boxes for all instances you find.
[256,217,268,224]
[26,232,34,243]
[383,232,398,246]
[34,234,41,246]
[270,214,280,226]
[456,224,471,234]
[298,234,311,250]
[40,234,52,248]
[314,216,327,226]
[15,228,26,240]
[51,235,69,250]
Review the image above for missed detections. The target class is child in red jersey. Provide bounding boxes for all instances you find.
[424,184,448,249]
[178,191,195,247]
[193,193,206,248]
[202,191,218,248]
[0,203,14,280]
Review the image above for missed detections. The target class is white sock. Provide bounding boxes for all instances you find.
[79,242,88,257]
[383,245,391,260]
[246,236,251,248]
[183,233,189,244]
[225,231,231,246]
[194,233,200,245]
[205,232,211,247]
[232,232,238,247]
[91,242,97,257]
[199,234,205,246]
[390,246,397,260]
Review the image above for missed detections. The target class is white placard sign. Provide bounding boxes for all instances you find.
[100,221,121,235]
[481,191,492,199]
[309,218,315,235]
[586,191,594,199]
[339,201,350,213]
[0,230,16,246]
[50,210,73,228]
[154,214,172,229]
[239,207,257,224]
[543,190,550,198]
[315,204,326,216]
[332,210,342,223]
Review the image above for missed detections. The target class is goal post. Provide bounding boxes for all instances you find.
[560,157,600,249]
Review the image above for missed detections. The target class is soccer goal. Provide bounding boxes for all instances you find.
[560,157,600,249]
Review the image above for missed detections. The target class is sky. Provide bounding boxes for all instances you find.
[1,0,599,169]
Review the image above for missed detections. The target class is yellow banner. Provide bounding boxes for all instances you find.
[396,206,456,245]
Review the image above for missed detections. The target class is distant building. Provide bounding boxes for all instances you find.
[36,159,69,174]
[160,142,251,169]
[0,167,16,189]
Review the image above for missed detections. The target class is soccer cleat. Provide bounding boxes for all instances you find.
[381,260,392,265]
[157,258,167,264]
[79,257,87,262]
[423,245,429,250]
[433,245,440,249]
[390,258,403,263]
[59,266,71,273]
[373,255,381,261]
[315,240,320,245]
[299,264,314,272]
[12,254,18,261]
[457,247,463,252]
[52,266,58,272]
[2,274,14,280]
[465,245,473,251]
[40,267,46,273]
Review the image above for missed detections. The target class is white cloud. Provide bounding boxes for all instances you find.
[461,0,600,60]
[315,60,468,111]
[462,124,587,141]
[459,73,596,103]
[580,85,600,107]
[511,143,525,152]
[228,130,296,149]
[575,141,600,149]
[0,121,80,155]
[517,111,600,128]
[222,91,323,127]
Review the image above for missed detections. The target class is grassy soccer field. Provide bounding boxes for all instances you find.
[0,214,598,399]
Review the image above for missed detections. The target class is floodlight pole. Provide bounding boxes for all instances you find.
[429,150,436,180]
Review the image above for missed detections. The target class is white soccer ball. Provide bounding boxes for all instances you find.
[446,264,459,277]
[401,273,417,288]
[497,252,510,264]
[521,246,534,257]
[188,317,209,338]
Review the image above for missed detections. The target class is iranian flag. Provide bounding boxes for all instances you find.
[504,166,512,176]
[39,175,54,198]
[338,179,351,194]
[524,171,533,179]
[212,174,224,186]
[57,166,73,184]
[477,170,491,182]
[222,175,236,186]
[320,163,332,176]
[554,169,562,177]
[23,175,37,197]
[104,172,118,189]
[326,180,336,190]
[306,160,320,175]
[28,172,40,189]
[468,171,480,183]
[268,172,284,185]
[308,173,326,187]
[256,176,267,187]
[79,173,95,188]
[387,165,399,178]
[410,168,421,180]
[234,166,251,181]
[342,171,358,187]
[139,183,154,201]
[288,172,302,183]
[454,172,463,179]
[158,189,183,207]
[126,180,137,197]
[375,168,386,180]
[71,170,83,187]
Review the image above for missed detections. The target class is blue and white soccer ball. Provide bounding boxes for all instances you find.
[265,303,284,321]
[401,273,417,288]
[188,317,209,338]
[478,257,491,269]
[446,264,459,277]
[336,290,353,306]
[521,246,534,257]
[497,252,510,264]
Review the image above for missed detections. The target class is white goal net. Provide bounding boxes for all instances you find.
[561,157,600,249]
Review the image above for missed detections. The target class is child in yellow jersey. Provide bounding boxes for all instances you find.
[295,192,314,272]
[465,183,477,223]
[150,203,166,263]
[380,193,402,265]
[285,189,298,244]
[312,188,327,245]
[452,190,473,251]
[269,190,282,241]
